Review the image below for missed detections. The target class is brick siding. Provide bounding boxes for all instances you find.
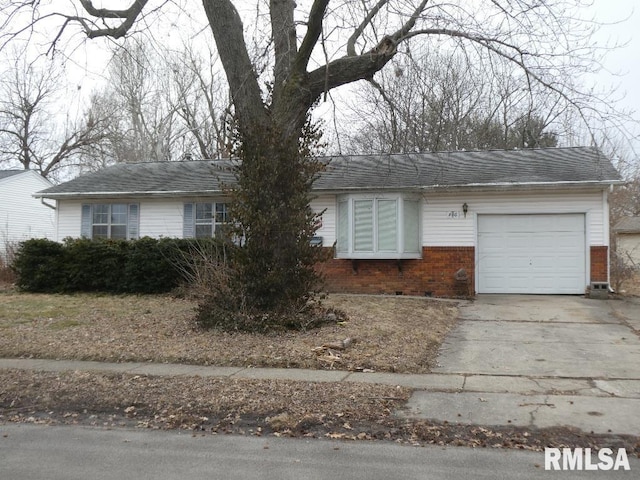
[318,247,475,297]
[590,246,609,282]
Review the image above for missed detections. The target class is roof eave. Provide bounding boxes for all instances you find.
[419,179,622,192]
[315,180,622,194]
[33,190,225,200]
[35,179,622,199]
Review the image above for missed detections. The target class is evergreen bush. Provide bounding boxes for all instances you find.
[13,237,227,294]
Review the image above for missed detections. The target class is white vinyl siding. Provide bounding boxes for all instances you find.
[57,199,185,240]
[0,171,55,256]
[617,234,640,266]
[52,188,610,270]
[421,190,607,247]
[311,195,336,247]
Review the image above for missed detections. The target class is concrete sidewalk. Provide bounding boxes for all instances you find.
[2,356,640,435]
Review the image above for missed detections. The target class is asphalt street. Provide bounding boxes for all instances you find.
[1,424,637,480]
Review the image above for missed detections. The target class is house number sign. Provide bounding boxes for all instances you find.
[447,211,462,219]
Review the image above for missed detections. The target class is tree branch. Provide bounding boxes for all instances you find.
[293,0,330,73]
[347,0,388,56]
[202,0,268,132]
[270,0,299,88]
[76,0,149,39]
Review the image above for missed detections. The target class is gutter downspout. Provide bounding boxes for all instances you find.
[606,185,614,293]
[41,198,56,210]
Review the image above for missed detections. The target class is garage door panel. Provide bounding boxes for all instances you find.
[478,214,586,294]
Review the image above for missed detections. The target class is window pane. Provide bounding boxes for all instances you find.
[377,199,397,252]
[111,225,127,240]
[354,200,373,252]
[403,199,420,253]
[195,224,213,238]
[111,204,128,225]
[196,203,213,221]
[92,225,108,239]
[93,204,109,224]
[337,201,349,253]
[215,203,228,223]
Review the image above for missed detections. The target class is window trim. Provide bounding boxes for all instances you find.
[335,193,422,260]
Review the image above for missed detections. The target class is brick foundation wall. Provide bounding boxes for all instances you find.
[590,246,609,282]
[318,247,475,297]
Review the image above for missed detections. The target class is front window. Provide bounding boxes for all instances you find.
[91,204,133,240]
[336,194,421,259]
[194,202,229,239]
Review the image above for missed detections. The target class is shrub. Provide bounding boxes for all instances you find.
[12,238,66,292]
[63,237,128,292]
[12,237,229,294]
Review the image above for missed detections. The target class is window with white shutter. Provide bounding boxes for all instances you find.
[335,194,421,259]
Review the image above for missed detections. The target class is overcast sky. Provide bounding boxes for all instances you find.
[589,0,640,159]
[5,1,640,170]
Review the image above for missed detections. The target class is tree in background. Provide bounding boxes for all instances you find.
[81,40,232,170]
[0,52,108,179]
[344,50,559,153]
[166,43,233,160]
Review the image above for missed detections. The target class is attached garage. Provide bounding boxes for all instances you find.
[477,214,586,294]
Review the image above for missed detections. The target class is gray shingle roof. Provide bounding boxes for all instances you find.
[614,217,640,233]
[36,146,620,199]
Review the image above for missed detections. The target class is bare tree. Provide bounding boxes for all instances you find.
[165,43,233,160]
[344,51,560,153]
[0,54,108,179]
[81,40,232,167]
[87,39,179,165]
[0,0,627,319]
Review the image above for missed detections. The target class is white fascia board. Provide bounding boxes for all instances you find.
[33,190,224,200]
[35,180,622,199]
[419,180,622,192]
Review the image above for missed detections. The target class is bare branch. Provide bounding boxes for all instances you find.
[77,0,150,39]
[347,0,388,56]
[294,0,330,73]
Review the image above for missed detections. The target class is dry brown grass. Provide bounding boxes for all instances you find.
[0,369,410,435]
[0,292,458,373]
[619,272,640,297]
[2,368,637,453]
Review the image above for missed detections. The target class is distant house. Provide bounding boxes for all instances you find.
[35,146,621,296]
[613,217,640,268]
[0,170,55,259]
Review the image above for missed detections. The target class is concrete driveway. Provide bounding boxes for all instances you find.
[400,295,640,435]
[434,295,640,379]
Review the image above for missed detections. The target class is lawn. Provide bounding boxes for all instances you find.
[0,291,459,373]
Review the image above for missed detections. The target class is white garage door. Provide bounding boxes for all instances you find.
[477,214,586,294]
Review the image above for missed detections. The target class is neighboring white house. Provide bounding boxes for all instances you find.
[613,217,640,268]
[34,146,621,296]
[0,170,55,259]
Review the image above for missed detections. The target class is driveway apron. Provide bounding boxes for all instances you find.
[398,295,640,435]
[433,295,640,379]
